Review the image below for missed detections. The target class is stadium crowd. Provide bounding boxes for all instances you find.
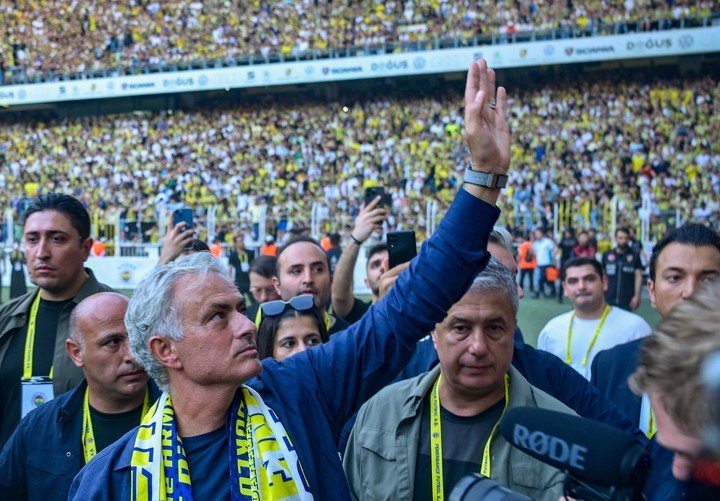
[1,67,717,247]
[1,59,720,501]
[0,0,716,83]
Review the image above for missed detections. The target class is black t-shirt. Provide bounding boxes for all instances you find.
[559,237,578,263]
[329,313,350,336]
[89,402,145,454]
[413,396,505,501]
[0,297,71,448]
[342,297,371,326]
[183,426,231,499]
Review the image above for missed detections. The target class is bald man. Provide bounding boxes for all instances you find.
[0,292,158,501]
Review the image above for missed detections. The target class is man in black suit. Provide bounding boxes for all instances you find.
[592,224,720,430]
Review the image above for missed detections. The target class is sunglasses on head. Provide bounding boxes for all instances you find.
[260,294,315,317]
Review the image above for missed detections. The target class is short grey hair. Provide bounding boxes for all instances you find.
[467,256,519,315]
[490,225,514,255]
[126,252,226,391]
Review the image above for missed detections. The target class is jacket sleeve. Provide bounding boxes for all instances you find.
[342,404,365,501]
[589,349,605,390]
[292,190,499,432]
[518,344,648,445]
[536,327,549,352]
[0,421,28,498]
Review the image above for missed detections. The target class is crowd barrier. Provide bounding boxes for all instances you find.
[0,247,373,294]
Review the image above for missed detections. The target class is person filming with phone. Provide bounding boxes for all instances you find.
[332,186,419,326]
[158,208,209,264]
[331,193,390,325]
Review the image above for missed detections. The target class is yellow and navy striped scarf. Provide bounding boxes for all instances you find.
[130,388,312,500]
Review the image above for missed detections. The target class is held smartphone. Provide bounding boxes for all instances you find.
[387,230,417,269]
[173,208,194,230]
[364,186,393,208]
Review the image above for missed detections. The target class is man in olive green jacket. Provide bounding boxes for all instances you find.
[343,260,574,500]
[0,194,114,448]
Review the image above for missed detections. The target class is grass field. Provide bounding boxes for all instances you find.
[1,287,661,349]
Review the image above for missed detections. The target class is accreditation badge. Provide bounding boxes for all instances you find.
[21,376,54,418]
[241,262,250,273]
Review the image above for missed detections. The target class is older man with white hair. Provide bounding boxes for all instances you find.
[70,58,511,499]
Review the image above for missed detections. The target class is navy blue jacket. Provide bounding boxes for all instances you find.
[0,379,161,501]
[399,333,645,437]
[69,190,499,500]
[591,338,643,424]
[401,335,683,500]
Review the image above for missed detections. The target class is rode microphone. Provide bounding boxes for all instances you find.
[499,408,650,490]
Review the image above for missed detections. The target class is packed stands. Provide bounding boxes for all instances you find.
[1,66,717,246]
[1,1,716,84]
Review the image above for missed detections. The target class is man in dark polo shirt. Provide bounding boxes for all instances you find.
[602,227,644,311]
[0,194,113,448]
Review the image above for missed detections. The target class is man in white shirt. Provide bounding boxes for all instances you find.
[531,227,556,298]
[538,257,651,380]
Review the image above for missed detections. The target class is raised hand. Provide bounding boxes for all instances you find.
[352,196,387,243]
[464,59,511,174]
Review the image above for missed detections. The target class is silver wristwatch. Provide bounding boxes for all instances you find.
[463,164,508,189]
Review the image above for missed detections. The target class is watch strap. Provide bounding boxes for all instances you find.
[464,164,508,189]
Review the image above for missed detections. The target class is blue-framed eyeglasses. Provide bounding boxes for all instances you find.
[260,294,315,317]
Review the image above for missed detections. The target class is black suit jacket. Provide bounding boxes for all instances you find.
[591,338,644,425]
[592,339,690,500]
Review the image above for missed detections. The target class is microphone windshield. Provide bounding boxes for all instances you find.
[499,407,650,487]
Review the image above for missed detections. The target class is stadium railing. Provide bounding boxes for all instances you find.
[2,13,716,86]
[1,197,711,262]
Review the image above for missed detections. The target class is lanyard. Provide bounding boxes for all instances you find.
[23,293,54,380]
[647,409,656,439]
[430,373,510,500]
[83,386,150,464]
[565,305,612,367]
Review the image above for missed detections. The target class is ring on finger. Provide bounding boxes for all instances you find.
[489,102,497,110]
